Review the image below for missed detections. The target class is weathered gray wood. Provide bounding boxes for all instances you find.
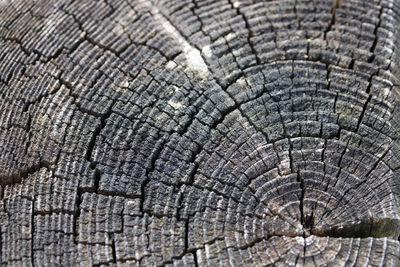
[0,0,400,266]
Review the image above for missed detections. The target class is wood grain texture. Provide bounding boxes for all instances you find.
[1,0,400,266]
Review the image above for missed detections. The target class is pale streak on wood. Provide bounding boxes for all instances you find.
[150,3,209,74]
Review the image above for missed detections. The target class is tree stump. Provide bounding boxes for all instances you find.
[1,0,400,266]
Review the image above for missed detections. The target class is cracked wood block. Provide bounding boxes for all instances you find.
[1,0,400,266]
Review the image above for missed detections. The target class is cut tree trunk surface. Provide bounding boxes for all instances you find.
[1,0,400,266]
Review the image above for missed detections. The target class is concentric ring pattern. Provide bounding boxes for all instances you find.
[0,0,400,266]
